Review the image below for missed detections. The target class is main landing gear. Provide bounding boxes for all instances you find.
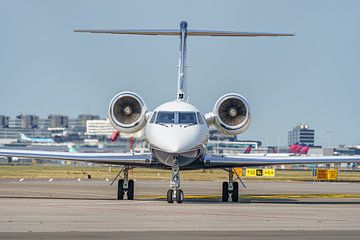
[167,157,184,204]
[117,167,135,200]
[222,168,245,202]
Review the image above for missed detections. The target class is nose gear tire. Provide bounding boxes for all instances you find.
[167,189,174,203]
[176,189,184,203]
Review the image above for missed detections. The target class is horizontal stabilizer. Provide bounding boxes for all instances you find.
[74,29,294,37]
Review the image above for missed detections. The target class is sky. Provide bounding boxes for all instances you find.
[0,0,359,147]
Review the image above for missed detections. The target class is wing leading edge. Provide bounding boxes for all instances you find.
[204,154,360,168]
[0,149,152,167]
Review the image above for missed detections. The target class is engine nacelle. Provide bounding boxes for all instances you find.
[108,91,147,133]
[207,93,251,135]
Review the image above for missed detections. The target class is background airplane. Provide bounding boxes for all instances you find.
[19,133,55,144]
[1,21,360,204]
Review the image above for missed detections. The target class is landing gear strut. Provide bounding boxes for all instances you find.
[117,167,135,200]
[222,168,239,202]
[167,157,184,203]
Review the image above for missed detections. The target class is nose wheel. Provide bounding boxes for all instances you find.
[167,157,184,203]
[166,189,184,203]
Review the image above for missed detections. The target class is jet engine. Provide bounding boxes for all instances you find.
[206,93,251,135]
[108,91,147,133]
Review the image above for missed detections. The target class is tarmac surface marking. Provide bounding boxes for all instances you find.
[0,179,360,239]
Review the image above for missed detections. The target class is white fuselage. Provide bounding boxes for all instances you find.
[144,101,209,167]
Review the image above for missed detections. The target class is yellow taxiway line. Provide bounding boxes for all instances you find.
[135,194,360,200]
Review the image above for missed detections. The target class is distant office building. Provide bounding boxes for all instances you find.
[47,115,69,128]
[69,114,100,133]
[288,124,315,146]
[86,119,115,137]
[9,114,39,129]
[0,115,9,128]
[0,113,104,140]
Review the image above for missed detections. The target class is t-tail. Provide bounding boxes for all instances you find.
[19,133,31,142]
[74,21,294,101]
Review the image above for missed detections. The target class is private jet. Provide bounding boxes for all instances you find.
[1,21,360,203]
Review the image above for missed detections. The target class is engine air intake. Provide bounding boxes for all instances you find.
[213,93,251,135]
[109,91,147,133]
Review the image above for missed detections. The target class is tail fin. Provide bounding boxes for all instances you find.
[75,21,294,101]
[244,145,252,154]
[19,133,31,141]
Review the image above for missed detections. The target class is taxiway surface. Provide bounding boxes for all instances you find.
[0,179,360,239]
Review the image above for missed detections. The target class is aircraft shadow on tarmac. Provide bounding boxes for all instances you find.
[1,195,360,205]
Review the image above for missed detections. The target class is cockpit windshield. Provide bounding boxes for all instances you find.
[156,112,175,124]
[178,112,197,124]
[155,111,198,125]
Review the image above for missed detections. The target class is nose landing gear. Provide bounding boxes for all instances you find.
[167,157,184,203]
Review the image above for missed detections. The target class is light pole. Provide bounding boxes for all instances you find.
[277,134,280,154]
[326,130,332,148]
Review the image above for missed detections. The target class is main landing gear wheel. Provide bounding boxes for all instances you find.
[176,189,184,203]
[222,169,240,203]
[116,167,135,200]
[117,179,135,200]
[128,179,134,200]
[232,182,239,202]
[117,179,124,200]
[222,181,239,202]
[167,189,174,203]
[222,182,229,202]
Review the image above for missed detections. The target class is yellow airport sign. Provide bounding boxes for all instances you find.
[233,168,243,176]
[245,168,275,177]
[316,169,338,181]
[263,169,275,177]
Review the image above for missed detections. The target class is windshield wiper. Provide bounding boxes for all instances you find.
[183,123,196,128]
[157,123,169,128]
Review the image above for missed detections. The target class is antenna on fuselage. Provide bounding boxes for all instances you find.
[74,22,294,101]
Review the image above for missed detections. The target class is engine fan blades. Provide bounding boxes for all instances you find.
[218,98,247,126]
[113,96,142,124]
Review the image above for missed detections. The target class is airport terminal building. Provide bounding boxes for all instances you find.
[0,114,100,141]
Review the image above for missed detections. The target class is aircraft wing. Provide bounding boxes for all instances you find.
[204,154,360,168]
[0,149,152,167]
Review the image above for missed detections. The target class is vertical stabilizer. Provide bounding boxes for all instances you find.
[176,21,188,101]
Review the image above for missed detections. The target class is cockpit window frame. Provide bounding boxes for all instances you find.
[149,111,157,123]
[196,112,204,125]
[155,111,176,124]
[155,111,200,125]
[178,111,197,125]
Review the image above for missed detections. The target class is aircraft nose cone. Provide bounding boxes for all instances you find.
[165,139,187,154]
[155,128,199,154]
